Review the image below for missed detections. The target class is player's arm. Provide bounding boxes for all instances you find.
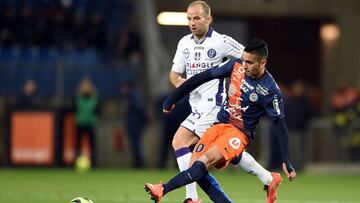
[265,92,296,181]
[169,71,186,88]
[163,60,235,112]
[273,118,296,181]
[171,37,187,88]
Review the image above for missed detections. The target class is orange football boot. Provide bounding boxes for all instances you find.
[144,183,164,202]
[265,172,282,203]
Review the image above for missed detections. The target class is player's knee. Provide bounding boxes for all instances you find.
[190,156,208,169]
[197,153,215,168]
[172,131,198,150]
[171,134,185,150]
[205,153,217,164]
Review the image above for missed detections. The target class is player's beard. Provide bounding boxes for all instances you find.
[191,24,208,40]
[192,30,206,40]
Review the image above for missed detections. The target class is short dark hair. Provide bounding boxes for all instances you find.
[244,38,269,59]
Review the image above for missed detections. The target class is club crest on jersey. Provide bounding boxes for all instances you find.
[207,48,216,58]
[249,93,258,102]
[229,137,241,149]
[194,52,202,61]
[183,48,190,58]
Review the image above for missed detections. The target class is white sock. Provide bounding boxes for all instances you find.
[176,151,199,200]
[237,151,273,185]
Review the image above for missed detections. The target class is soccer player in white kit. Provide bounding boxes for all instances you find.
[169,1,279,203]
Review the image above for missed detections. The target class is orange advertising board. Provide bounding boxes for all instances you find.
[11,112,55,165]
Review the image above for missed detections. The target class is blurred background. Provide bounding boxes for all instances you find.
[0,0,359,173]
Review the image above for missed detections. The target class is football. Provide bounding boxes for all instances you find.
[70,197,94,203]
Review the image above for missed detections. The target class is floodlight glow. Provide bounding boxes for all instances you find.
[157,12,188,26]
[320,23,340,42]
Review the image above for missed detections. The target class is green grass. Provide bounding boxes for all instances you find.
[0,168,360,203]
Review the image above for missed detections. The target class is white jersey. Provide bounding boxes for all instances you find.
[172,27,244,109]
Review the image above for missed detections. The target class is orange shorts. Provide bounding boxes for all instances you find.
[191,123,249,169]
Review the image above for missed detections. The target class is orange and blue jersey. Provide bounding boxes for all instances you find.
[164,59,292,168]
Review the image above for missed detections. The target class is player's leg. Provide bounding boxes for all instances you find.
[172,125,199,201]
[191,120,232,203]
[145,145,226,202]
[190,112,239,203]
[197,172,231,203]
[191,124,249,203]
[165,145,226,195]
[172,106,225,202]
[231,150,282,203]
[231,151,273,185]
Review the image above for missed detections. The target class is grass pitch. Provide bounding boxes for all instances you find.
[0,168,359,203]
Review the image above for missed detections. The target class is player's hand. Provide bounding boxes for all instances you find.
[163,104,176,113]
[175,78,186,88]
[282,162,296,181]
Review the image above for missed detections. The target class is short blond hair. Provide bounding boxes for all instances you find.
[188,1,211,17]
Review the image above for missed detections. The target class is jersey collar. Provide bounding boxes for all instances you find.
[191,27,214,44]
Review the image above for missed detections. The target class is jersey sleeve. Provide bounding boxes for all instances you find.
[221,35,244,59]
[264,89,285,121]
[163,59,235,110]
[265,85,293,170]
[273,117,293,171]
[210,59,234,78]
[171,37,187,73]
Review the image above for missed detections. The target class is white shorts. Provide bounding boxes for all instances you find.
[181,105,221,138]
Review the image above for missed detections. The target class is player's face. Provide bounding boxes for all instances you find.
[187,4,210,40]
[242,51,266,79]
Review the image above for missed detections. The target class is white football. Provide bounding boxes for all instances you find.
[70,197,94,203]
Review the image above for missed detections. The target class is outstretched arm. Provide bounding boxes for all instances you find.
[163,60,235,112]
[273,118,297,181]
[265,90,296,181]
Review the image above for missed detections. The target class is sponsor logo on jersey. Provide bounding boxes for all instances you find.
[186,68,208,75]
[185,61,214,74]
[183,48,190,58]
[227,97,249,120]
[241,105,249,112]
[194,46,204,50]
[255,84,269,96]
[249,93,258,102]
[228,84,237,97]
[273,95,281,115]
[229,137,241,149]
[241,79,254,93]
[194,52,202,61]
[207,48,217,58]
[226,63,247,121]
[230,64,245,83]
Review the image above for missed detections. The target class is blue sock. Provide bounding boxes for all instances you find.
[197,173,232,203]
[163,161,206,195]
